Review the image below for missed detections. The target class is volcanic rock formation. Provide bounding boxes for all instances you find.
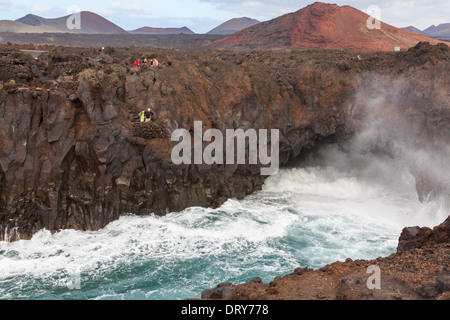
[211,2,447,51]
[0,42,449,241]
[398,216,450,253]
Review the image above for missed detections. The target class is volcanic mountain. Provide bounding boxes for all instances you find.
[211,2,446,51]
[129,26,195,35]
[0,19,59,33]
[402,26,424,35]
[423,23,450,38]
[207,17,260,35]
[0,11,128,34]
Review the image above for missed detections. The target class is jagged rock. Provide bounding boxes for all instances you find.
[0,43,449,241]
[398,216,450,253]
[201,283,234,300]
[292,267,314,276]
[132,121,168,139]
[31,64,46,83]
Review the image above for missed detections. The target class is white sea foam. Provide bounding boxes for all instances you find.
[0,146,446,299]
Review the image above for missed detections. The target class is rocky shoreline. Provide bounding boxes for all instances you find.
[0,42,449,242]
[201,216,450,300]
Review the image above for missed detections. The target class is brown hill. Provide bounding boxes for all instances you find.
[130,26,194,35]
[207,17,260,35]
[211,2,447,51]
[68,11,128,34]
[0,12,128,34]
[402,26,424,35]
[0,19,60,33]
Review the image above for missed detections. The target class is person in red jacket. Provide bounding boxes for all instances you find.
[134,59,141,68]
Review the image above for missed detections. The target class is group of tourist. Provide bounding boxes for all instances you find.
[139,108,154,123]
[134,58,159,69]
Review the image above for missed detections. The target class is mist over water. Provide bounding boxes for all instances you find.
[0,145,446,300]
[350,74,450,203]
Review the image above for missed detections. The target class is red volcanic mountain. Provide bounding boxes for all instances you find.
[211,2,446,51]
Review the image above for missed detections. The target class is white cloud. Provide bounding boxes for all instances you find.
[28,6,53,15]
[110,0,144,12]
[202,0,301,20]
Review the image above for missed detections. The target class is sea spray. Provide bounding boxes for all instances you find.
[0,147,445,300]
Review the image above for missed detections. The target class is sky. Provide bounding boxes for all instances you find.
[0,0,448,33]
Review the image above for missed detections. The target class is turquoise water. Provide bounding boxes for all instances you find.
[0,149,446,300]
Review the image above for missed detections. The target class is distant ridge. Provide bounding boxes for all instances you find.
[0,11,128,34]
[423,23,450,38]
[0,6,448,42]
[207,17,260,35]
[402,26,424,35]
[129,26,195,35]
[1,11,192,35]
[16,14,42,26]
[0,19,58,33]
[11,11,127,34]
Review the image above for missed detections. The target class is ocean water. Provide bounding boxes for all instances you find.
[0,146,446,300]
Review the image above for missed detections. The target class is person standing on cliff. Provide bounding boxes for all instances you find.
[144,108,154,122]
[139,109,146,122]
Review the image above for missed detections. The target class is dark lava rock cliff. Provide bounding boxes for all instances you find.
[0,42,449,241]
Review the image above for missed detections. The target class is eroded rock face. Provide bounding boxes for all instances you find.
[0,42,449,240]
[397,216,450,253]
